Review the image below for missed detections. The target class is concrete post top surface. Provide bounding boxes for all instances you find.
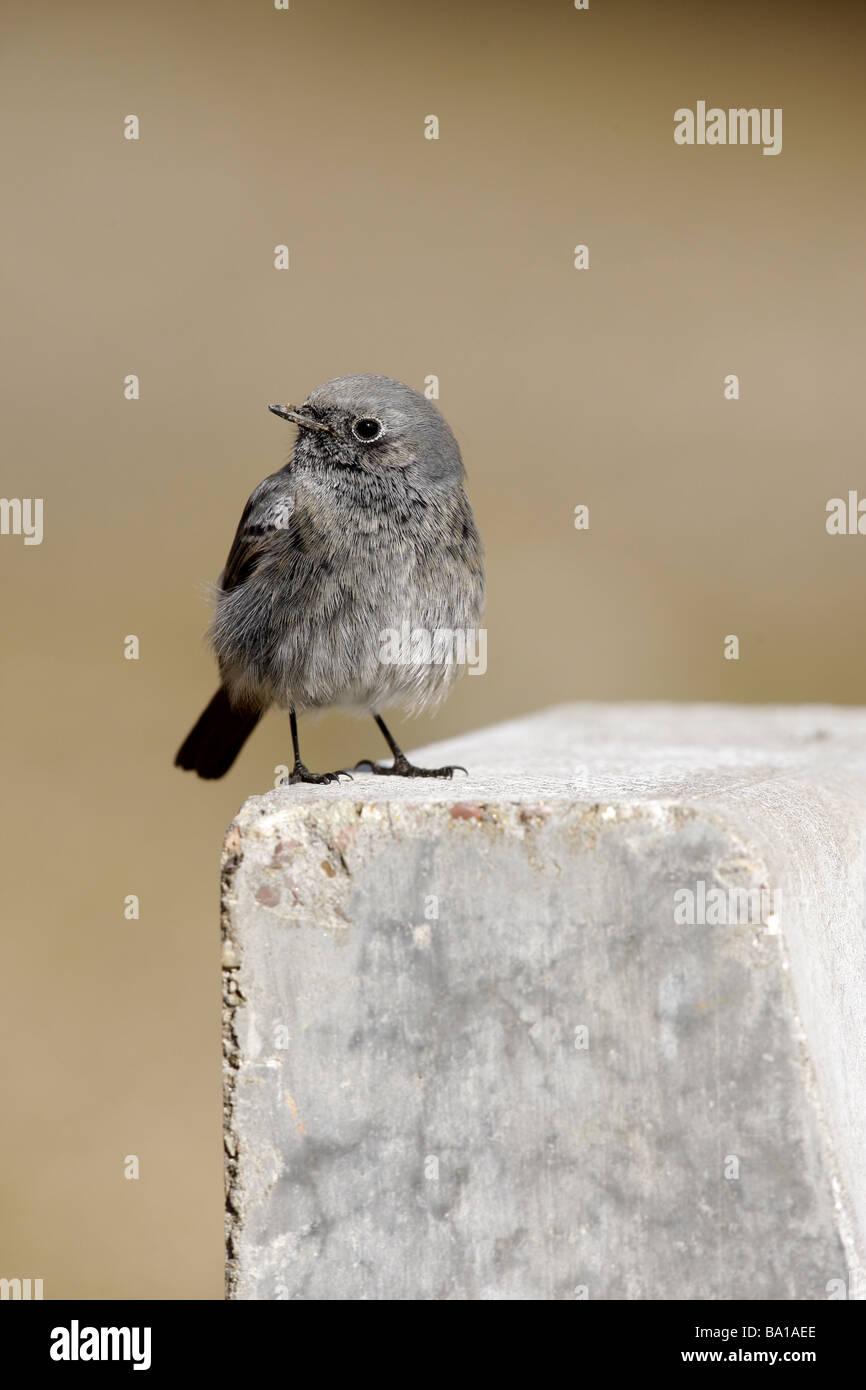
[231,702,866,816]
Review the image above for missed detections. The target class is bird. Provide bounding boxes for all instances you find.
[175,374,485,784]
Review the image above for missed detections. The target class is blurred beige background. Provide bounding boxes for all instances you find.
[1,0,863,1297]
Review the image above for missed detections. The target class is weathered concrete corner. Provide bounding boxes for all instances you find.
[222,703,866,1300]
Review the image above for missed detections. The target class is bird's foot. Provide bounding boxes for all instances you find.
[353,755,467,779]
[287,762,353,786]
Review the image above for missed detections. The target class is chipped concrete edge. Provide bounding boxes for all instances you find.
[221,818,245,1300]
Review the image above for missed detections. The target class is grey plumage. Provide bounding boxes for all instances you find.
[176,374,484,781]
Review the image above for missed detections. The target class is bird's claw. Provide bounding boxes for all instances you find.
[287,764,354,785]
[354,756,467,779]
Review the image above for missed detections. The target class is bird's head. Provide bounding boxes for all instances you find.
[268,374,463,486]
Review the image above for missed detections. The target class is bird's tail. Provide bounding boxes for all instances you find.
[175,685,263,780]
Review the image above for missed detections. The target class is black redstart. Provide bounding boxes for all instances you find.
[175,374,485,783]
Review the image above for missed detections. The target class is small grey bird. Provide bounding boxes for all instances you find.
[175,374,485,783]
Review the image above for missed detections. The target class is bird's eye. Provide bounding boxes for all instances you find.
[352,416,384,442]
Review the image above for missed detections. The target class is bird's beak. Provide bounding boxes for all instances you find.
[268,403,332,432]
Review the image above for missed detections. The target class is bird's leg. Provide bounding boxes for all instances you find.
[287,709,353,785]
[354,714,467,779]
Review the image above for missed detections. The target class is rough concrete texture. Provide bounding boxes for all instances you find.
[222,703,866,1300]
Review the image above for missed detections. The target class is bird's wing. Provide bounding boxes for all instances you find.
[219,471,297,592]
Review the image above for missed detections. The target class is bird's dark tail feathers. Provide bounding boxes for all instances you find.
[175,685,263,780]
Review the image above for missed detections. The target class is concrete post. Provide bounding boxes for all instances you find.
[222,704,866,1299]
